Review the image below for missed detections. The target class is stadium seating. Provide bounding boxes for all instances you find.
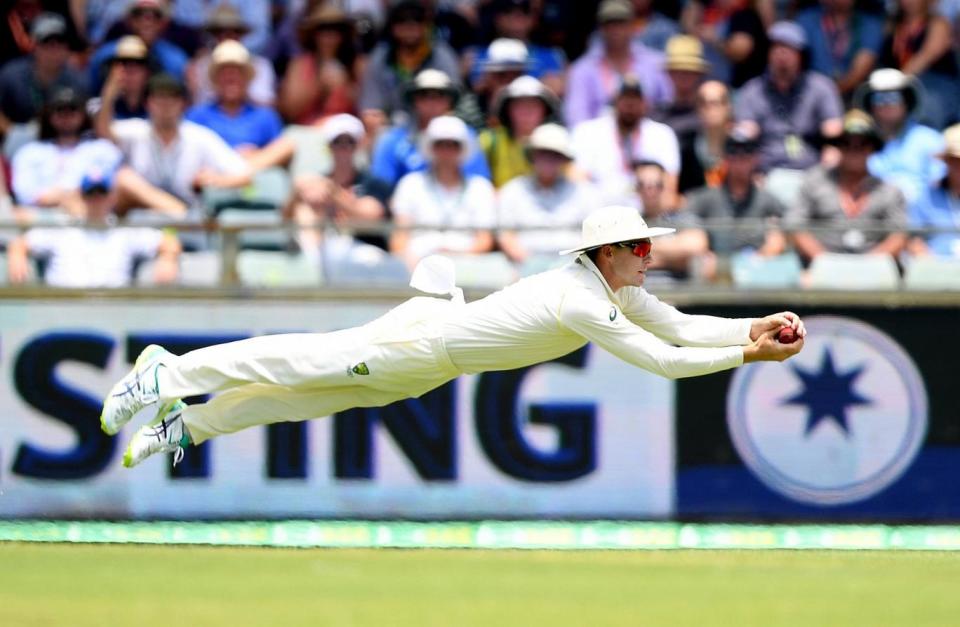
[807,253,901,290]
[236,250,321,287]
[731,250,803,289]
[903,256,960,290]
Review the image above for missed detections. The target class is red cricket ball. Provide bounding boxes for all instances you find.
[777,327,798,344]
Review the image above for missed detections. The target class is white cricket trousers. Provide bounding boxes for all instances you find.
[153,297,462,443]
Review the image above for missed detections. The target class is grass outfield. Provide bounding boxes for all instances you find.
[1,543,958,627]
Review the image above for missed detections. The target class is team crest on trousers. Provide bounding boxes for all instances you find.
[726,316,928,506]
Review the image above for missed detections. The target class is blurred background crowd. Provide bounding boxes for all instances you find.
[2,0,960,290]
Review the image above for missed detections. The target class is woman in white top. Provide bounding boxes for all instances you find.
[389,115,496,268]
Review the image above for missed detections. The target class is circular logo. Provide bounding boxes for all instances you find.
[727,316,927,506]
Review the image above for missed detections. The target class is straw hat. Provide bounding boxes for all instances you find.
[112,35,148,62]
[208,40,254,80]
[940,124,960,159]
[559,206,676,255]
[665,35,709,73]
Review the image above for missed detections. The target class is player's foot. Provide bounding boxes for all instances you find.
[100,344,170,435]
[123,400,190,468]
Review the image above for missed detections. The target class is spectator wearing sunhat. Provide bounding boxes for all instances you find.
[358,0,461,133]
[188,4,277,107]
[908,124,960,258]
[479,75,561,188]
[169,0,269,56]
[470,0,567,96]
[651,35,709,145]
[735,20,843,208]
[786,110,907,264]
[472,38,531,117]
[390,115,496,268]
[6,167,181,288]
[853,68,946,208]
[94,36,153,124]
[0,13,88,128]
[564,0,672,127]
[288,113,392,258]
[88,0,189,93]
[278,5,361,125]
[571,74,680,209]
[685,126,787,258]
[185,40,282,154]
[371,69,491,190]
[496,123,599,261]
[11,87,121,215]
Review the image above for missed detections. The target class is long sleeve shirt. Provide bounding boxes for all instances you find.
[441,255,751,379]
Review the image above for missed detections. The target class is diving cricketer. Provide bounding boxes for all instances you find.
[101,205,806,467]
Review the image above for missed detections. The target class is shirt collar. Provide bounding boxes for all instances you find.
[575,253,623,306]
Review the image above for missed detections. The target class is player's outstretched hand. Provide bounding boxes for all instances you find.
[749,311,806,341]
[743,328,804,363]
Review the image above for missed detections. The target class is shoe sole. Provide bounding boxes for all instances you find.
[100,344,166,436]
[122,399,186,468]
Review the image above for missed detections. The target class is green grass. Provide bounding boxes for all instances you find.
[1,543,959,627]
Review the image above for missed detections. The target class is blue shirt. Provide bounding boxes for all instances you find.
[185,101,283,149]
[89,39,189,92]
[371,124,492,189]
[910,184,960,256]
[796,8,884,80]
[469,44,566,85]
[868,121,946,207]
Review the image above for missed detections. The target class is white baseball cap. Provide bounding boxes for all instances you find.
[320,113,365,144]
[559,205,675,255]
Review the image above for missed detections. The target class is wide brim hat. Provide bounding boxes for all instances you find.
[559,205,676,255]
[204,4,252,33]
[320,113,365,144]
[852,68,924,117]
[494,75,560,129]
[405,68,460,104]
[112,35,148,62]
[419,115,473,164]
[665,35,710,73]
[208,39,255,80]
[525,122,574,160]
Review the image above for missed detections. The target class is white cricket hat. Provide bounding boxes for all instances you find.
[483,38,529,72]
[559,205,675,255]
[527,123,573,160]
[320,113,365,144]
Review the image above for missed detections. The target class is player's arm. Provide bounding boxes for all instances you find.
[622,289,753,347]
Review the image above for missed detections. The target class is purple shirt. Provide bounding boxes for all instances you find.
[564,42,673,127]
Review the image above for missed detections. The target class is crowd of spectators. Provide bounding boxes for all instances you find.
[2,0,960,289]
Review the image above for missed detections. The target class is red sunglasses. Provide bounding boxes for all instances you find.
[616,240,653,257]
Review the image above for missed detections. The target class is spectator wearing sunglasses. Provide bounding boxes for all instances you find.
[0,13,88,132]
[786,110,907,264]
[188,4,277,107]
[88,0,189,94]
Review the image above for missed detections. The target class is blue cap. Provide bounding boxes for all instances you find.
[768,20,807,51]
[80,170,114,195]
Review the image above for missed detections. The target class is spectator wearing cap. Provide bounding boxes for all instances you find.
[390,115,496,268]
[650,35,709,146]
[586,0,680,54]
[735,20,843,204]
[278,6,361,125]
[188,4,277,107]
[570,75,680,209]
[358,1,461,134]
[169,0,270,56]
[564,0,672,127]
[853,69,946,207]
[879,0,959,131]
[371,69,491,190]
[94,36,152,123]
[679,80,733,194]
[496,123,599,261]
[286,113,392,256]
[908,124,960,257]
[0,13,87,131]
[6,169,181,287]
[685,128,787,259]
[786,110,907,264]
[185,41,282,154]
[100,73,251,213]
[795,0,884,98]
[88,0,189,94]
[469,0,567,96]
[11,88,121,215]
[479,76,560,188]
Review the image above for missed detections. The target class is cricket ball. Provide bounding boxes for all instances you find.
[777,327,798,344]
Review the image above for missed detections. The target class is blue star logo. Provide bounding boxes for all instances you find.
[781,348,871,437]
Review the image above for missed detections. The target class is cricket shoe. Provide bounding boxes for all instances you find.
[100,344,170,435]
[123,400,191,468]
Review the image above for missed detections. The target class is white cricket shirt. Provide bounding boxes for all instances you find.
[441,255,750,379]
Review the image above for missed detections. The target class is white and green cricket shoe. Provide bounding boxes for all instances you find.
[122,400,191,468]
[100,344,170,436]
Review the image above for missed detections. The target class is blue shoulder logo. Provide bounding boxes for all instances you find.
[726,316,927,506]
